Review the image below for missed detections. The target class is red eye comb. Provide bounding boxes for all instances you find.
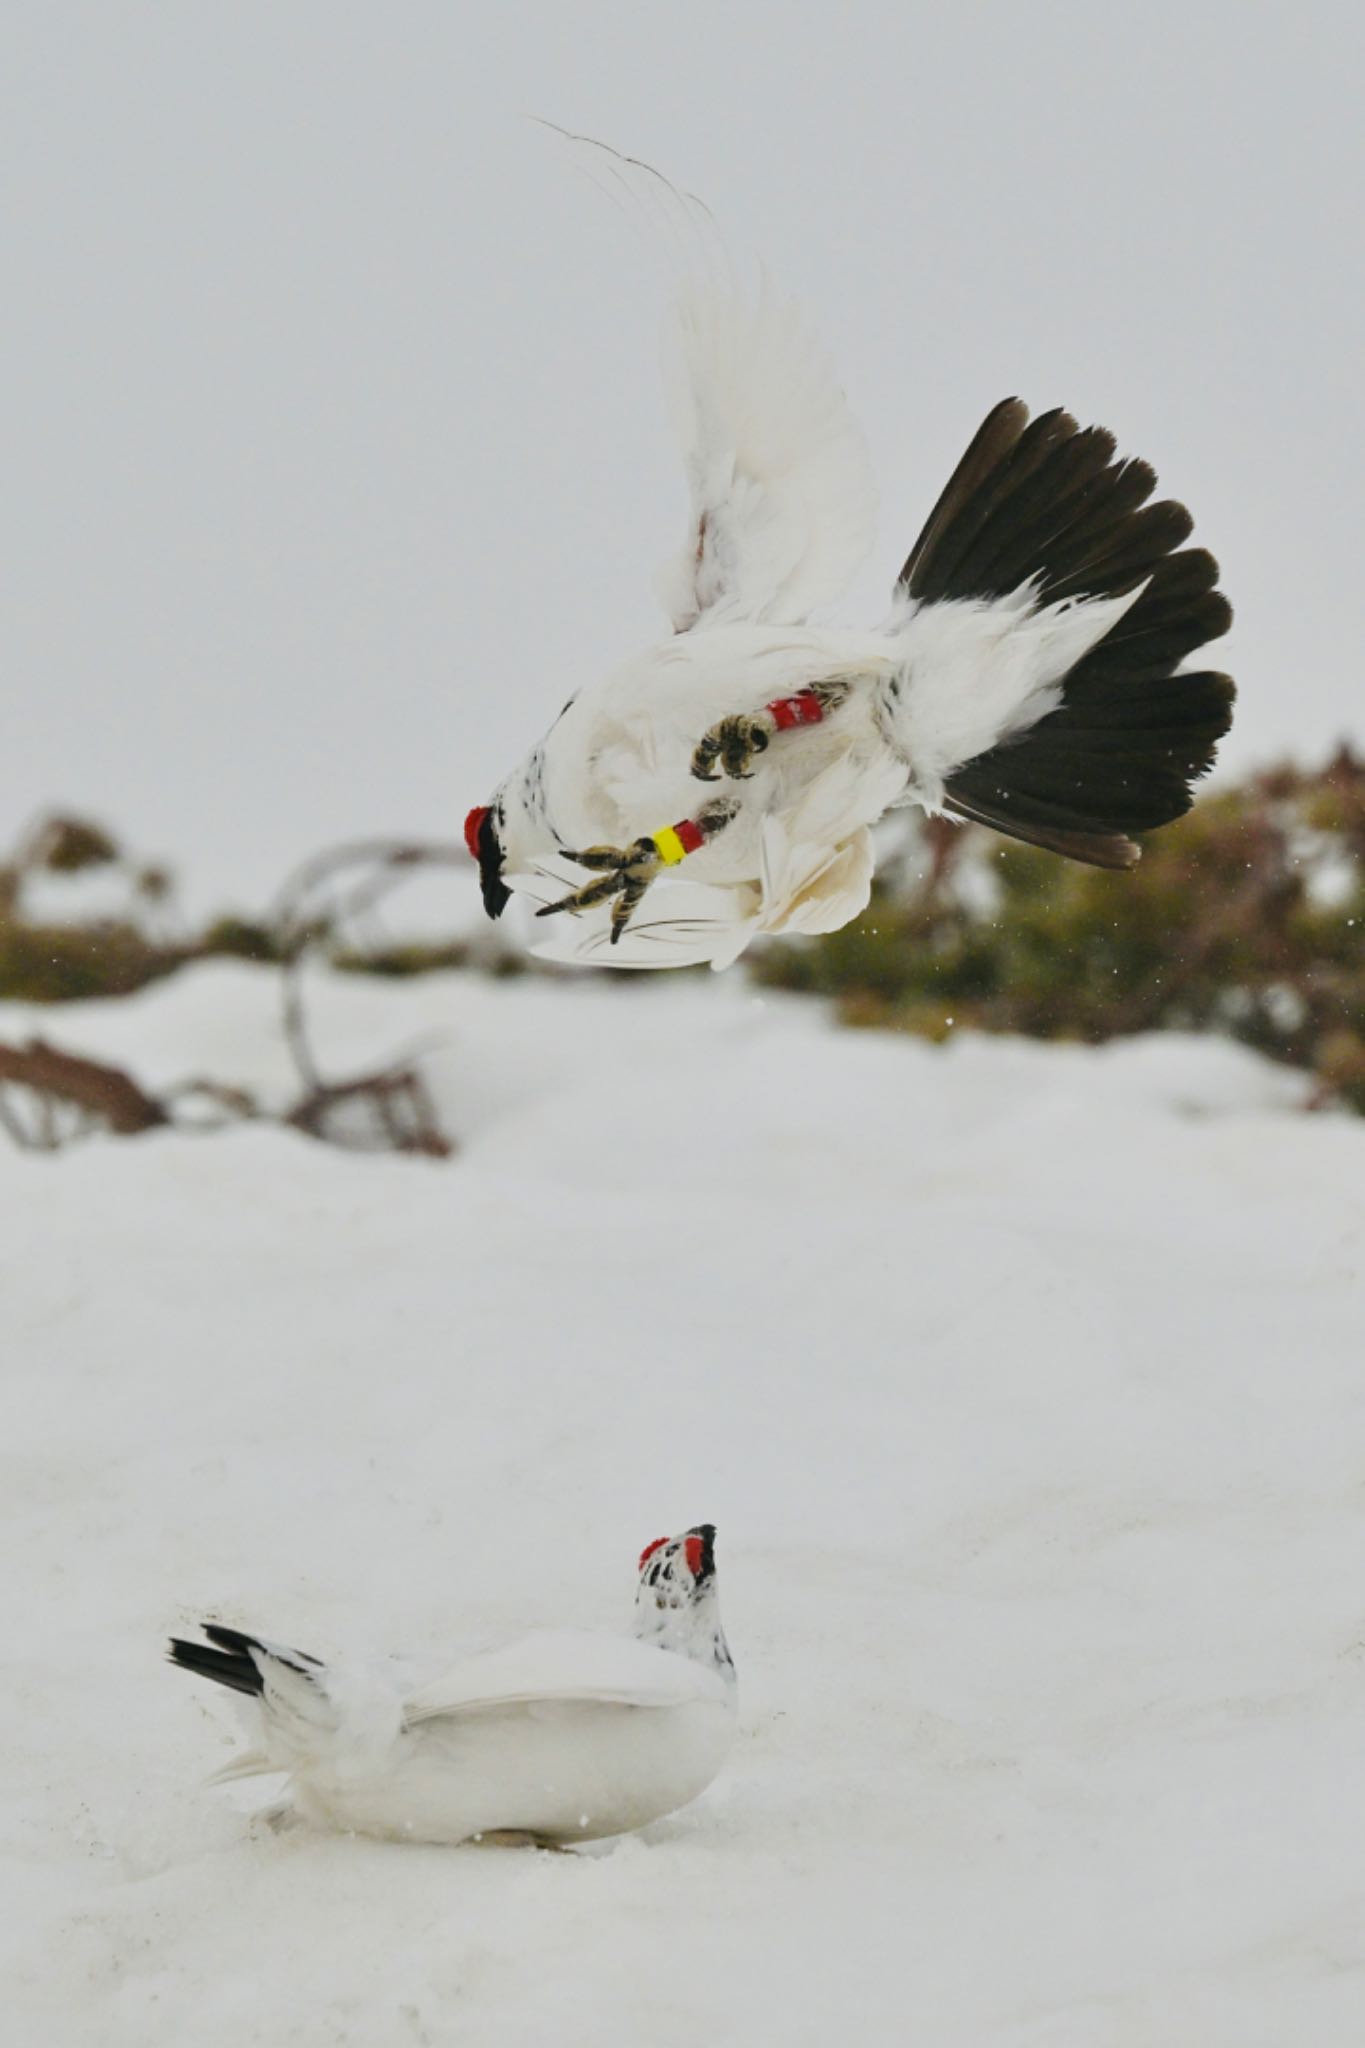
[684,1534,704,1577]
[638,1536,668,1571]
[464,806,490,860]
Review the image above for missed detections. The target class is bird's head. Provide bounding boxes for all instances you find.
[631,1523,734,1680]
[464,800,511,920]
[465,766,552,922]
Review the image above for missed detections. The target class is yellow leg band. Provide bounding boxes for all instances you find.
[652,827,687,866]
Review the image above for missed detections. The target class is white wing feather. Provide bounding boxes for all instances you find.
[758,819,876,937]
[403,1629,726,1726]
[659,274,878,631]
[206,1749,276,1785]
[537,127,876,632]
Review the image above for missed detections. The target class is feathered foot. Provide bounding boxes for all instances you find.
[536,801,738,943]
[535,837,664,944]
[691,681,852,782]
[691,713,774,782]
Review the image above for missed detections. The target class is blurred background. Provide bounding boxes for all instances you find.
[4,0,1365,1126]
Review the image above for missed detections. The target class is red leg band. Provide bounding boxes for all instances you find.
[767,690,825,732]
[673,816,706,854]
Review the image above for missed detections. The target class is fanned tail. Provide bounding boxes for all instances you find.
[899,399,1234,865]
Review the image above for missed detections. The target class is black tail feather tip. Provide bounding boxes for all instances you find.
[904,398,1235,865]
[169,1622,323,1696]
[168,1630,266,1698]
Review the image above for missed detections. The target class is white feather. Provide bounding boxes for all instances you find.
[404,1629,728,1724]
[758,819,876,936]
[883,580,1148,809]
[239,1629,735,1844]
[659,273,878,630]
[515,858,758,971]
[206,1750,274,1786]
[534,126,875,633]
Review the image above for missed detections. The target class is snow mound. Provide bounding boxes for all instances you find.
[3,966,1361,2046]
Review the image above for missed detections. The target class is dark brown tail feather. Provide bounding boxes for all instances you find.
[900,400,1235,867]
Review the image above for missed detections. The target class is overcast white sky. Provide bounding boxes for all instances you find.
[6,3,1363,909]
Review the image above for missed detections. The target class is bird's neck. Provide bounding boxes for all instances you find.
[498,750,556,868]
[631,1586,736,1685]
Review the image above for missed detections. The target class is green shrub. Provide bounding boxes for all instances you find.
[0,919,185,1004]
[752,750,1365,1108]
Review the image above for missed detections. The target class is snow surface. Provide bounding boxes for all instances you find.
[4,963,1365,2045]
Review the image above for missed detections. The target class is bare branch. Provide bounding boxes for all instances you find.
[270,837,468,1097]
[0,1038,170,1136]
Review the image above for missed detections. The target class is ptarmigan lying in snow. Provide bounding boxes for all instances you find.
[465,138,1234,970]
[169,1524,736,1847]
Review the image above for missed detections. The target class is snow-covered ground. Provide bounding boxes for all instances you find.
[4,963,1365,2045]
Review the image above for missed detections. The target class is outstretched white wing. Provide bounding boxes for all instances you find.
[403,1629,728,1726]
[538,127,876,633]
[659,274,878,631]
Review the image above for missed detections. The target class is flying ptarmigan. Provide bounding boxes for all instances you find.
[465,138,1234,970]
[169,1524,736,1847]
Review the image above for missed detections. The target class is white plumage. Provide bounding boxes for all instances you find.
[657,270,878,633]
[170,1524,736,1848]
[465,137,1233,969]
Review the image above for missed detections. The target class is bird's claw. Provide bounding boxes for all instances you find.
[690,714,774,783]
[535,838,662,944]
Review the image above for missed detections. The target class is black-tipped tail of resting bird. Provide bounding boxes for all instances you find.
[900,397,1235,868]
[168,1622,321,1698]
